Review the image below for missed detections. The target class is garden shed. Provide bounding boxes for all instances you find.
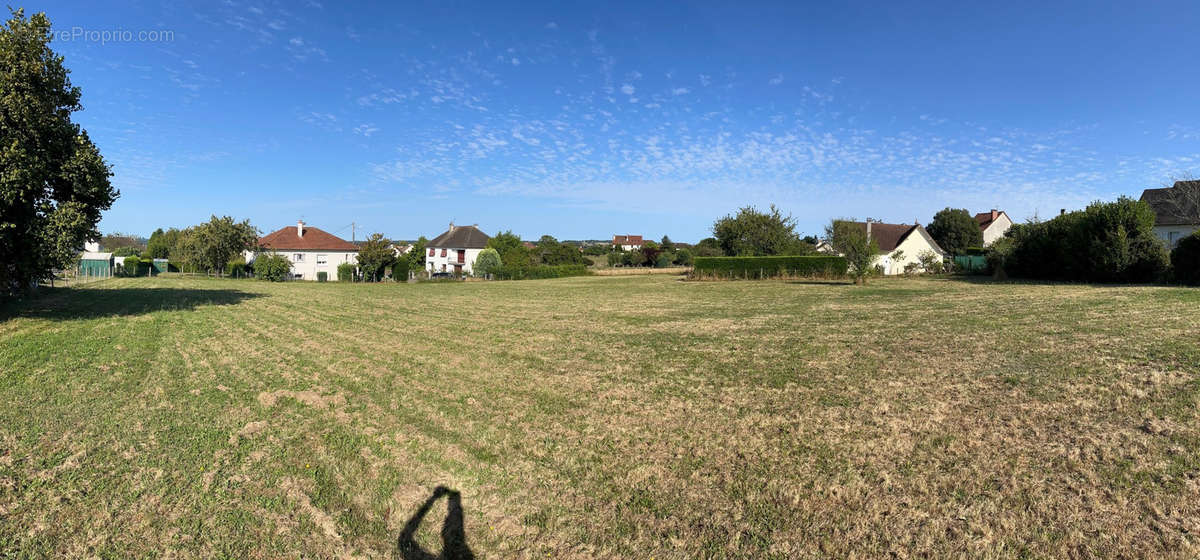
[78,252,114,277]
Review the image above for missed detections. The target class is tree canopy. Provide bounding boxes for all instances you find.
[174,216,258,274]
[0,9,117,293]
[488,230,532,269]
[356,233,394,281]
[711,205,812,256]
[827,219,880,284]
[926,208,984,256]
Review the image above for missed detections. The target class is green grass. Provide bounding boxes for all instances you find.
[2,275,1200,558]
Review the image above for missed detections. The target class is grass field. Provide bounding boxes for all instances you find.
[3,275,1200,558]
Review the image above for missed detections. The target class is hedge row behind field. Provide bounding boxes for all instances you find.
[493,264,590,280]
[692,255,848,279]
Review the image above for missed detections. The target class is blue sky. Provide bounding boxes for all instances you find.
[34,0,1200,241]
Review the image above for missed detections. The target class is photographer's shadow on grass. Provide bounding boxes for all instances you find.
[397,486,474,560]
[0,287,262,321]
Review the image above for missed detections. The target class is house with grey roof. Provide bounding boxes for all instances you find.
[425,222,491,276]
[1140,180,1200,248]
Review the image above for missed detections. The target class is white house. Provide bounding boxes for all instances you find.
[425,223,490,276]
[974,209,1013,246]
[612,235,644,251]
[1140,181,1200,249]
[250,221,358,281]
[822,221,947,275]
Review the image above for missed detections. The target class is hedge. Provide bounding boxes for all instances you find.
[1172,231,1200,285]
[493,264,590,280]
[692,256,848,279]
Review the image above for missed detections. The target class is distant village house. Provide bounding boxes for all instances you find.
[612,235,643,251]
[1140,180,1200,248]
[251,220,358,281]
[426,222,490,276]
[975,209,1013,246]
[821,221,946,275]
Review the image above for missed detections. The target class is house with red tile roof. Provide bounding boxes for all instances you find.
[612,234,643,251]
[250,220,358,281]
[974,209,1013,246]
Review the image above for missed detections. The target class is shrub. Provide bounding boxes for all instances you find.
[391,258,410,281]
[225,257,249,278]
[1171,231,1200,285]
[337,262,356,282]
[691,256,848,279]
[606,252,623,267]
[916,250,942,274]
[122,256,144,276]
[674,248,694,267]
[472,248,502,277]
[655,252,674,268]
[493,264,590,280]
[253,253,291,282]
[1005,197,1167,283]
[626,250,647,267]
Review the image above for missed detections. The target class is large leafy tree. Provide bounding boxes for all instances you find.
[472,247,502,277]
[827,219,880,285]
[1,9,117,293]
[356,233,394,281]
[176,216,258,274]
[145,228,170,258]
[488,229,532,269]
[712,205,812,256]
[926,208,983,256]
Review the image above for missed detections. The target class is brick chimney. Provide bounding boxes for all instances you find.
[991,209,998,221]
[448,221,456,232]
[297,220,305,237]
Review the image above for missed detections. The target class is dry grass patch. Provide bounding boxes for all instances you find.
[2,275,1200,557]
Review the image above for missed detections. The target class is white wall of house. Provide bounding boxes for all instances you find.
[873,229,946,275]
[981,213,1014,246]
[425,247,485,275]
[247,250,358,281]
[1153,225,1200,249]
[618,244,642,251]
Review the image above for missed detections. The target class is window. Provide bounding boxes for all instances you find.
[429,248,435,257]
[316,254,328,265]
[1169,231,1181,248]
[293,253,304,262]
[441,249,447,257]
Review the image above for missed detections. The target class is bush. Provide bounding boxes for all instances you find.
[253,253,291,282]
[1171,231,1200,285]
[472,248,502,277]
[122,256,144,276]
[337,262,356,282]
[692,256,848,279]
[674,248,694,266]
[606,252,623,267]
[225,257,249,278]
[493,264,590,280]
[1005,197,1167,283]
[391,258,410,281]
[655,252,674,268]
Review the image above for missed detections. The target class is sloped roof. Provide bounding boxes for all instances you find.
[848,222,914,252]
[844,221,946,254]
[1141,181,1200,226]
[259,226,358,251]
[974,210,1009,230]
[613,235,643,245]
[428,224,490,249]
